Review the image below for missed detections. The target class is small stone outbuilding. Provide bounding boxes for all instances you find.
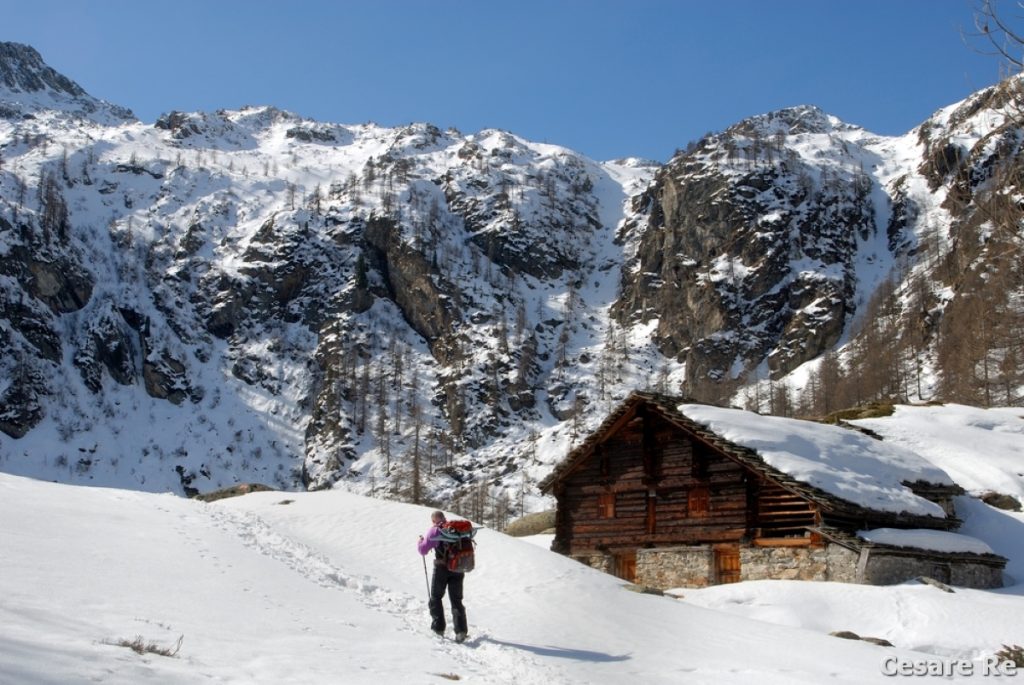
[539,393,1005,590]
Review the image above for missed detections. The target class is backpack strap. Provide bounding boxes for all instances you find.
[435,524,476,543]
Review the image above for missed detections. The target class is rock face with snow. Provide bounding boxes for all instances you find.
[0,42,84,98]
[0,43,1020,503]
[615,107,878,389]
[0,42,133,124]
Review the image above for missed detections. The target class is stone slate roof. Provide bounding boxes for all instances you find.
[814,527,1006,566]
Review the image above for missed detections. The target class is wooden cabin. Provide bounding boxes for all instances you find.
[539,393,1006,590]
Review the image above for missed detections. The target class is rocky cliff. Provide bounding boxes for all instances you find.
[615,106,889,395]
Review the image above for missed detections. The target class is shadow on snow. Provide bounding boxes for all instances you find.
[480,637,630,663]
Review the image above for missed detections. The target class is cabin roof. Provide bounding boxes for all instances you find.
[540,392,960,524]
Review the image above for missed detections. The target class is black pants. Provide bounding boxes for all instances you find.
[429,563,467,634]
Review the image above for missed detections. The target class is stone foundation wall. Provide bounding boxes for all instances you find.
[949,560,1003,588]
[570,552,612,575]
[863,552,951,585]
[570,543,1003,590]
[636,546,712,589]
[825,544,860,583]
[739,546,829,581]
[861,550,1004,589]
[635,544,839,589]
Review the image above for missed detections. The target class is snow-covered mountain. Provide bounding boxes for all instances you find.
[1,42,1021,507]
[618,90,1024,409]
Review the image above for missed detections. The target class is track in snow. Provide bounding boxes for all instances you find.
[202,504,561,685]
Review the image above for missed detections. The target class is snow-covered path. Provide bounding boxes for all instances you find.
[204,502,560,684]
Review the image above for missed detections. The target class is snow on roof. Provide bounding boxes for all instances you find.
[858,528,995,555]
[677,403,952,518]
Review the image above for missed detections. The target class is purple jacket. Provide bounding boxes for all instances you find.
[417,525,443,556]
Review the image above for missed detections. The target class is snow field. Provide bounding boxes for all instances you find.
[6,472,1007,684]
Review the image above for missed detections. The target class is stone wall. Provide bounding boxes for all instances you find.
[571,542,1003,590]
[636,546,713,588]
[948,559,1003,588]
[634,544,846,589]
[570,552,613,575]
[739,545,828,581]
[861,549,1004,589]
[825,544,860,583]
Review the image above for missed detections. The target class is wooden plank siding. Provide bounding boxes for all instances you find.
[753,482,819,539]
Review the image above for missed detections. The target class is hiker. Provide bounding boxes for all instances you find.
[417,510,468,641]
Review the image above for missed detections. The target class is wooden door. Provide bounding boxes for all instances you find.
[613,552,637,582]
[714,546,741,584]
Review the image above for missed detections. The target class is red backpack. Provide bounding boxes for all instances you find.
[437,520,476,573]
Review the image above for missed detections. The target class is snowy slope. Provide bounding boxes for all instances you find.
[851,404,1024,503]
[677,578,1024,661]
[3,471,1023,685]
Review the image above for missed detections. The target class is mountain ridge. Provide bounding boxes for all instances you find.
[1,42,1020,514]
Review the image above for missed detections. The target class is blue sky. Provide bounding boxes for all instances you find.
[1,0,1008,162]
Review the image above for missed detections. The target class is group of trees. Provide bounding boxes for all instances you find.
[453,481,519,531]
[935,0,1024,407]
[37,171,70,243]
[741,252,1023,417]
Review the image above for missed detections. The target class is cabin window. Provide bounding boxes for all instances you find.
[598,492,616,518]
[692,451,709,481]
[599,451,611,477]
[688,485,709,517]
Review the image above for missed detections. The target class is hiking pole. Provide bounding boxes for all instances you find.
[421,553,430,600]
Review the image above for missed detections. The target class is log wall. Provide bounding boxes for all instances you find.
[557,413,752,553]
